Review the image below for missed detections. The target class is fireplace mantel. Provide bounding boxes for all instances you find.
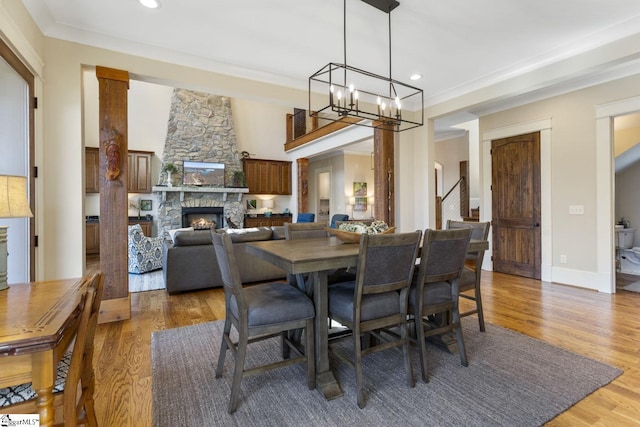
[153,186,249,202]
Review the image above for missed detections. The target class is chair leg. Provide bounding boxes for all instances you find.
[400,319,415,388]
[354,331,366,409]
[228,334,248,414]
[216,318,232,378]
[305,319,316,390]
[475,286,486,332]
[452,308,469,367]
[415,313,429,383]
[82,372,99,427]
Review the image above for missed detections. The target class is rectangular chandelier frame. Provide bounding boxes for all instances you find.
[309,62,424,132]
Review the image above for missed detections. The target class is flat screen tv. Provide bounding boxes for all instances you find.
[182,161,225,187]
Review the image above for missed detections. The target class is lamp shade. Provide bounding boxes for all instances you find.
[0,175,33,218]
[263,199,274,209]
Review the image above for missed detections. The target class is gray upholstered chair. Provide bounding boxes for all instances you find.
[212,232,315,414]
[284,221,328,240]
[409,228,472,382]
[446,220,491,331]
[0,272,104,426]
[327,231,422,408]
[127,224,163,274]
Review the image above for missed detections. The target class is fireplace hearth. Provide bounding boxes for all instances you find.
[182,206,224,230]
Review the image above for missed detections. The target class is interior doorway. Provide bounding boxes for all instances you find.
[0,39,35,283]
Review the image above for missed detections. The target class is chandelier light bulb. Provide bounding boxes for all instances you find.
[349,84,354,93]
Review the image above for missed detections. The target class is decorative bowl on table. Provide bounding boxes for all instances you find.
[327,221,396,243]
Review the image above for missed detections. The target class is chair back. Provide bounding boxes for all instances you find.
[64,271,104,426]
[417,228,472,285]
[330,214,349,229]
[356,231,422,297]
[285,222,328,240]
[446,220,490,261]
[211,232,247,314]
[296,212,315,223]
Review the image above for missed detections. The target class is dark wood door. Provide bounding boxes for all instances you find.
[491,132,541,279]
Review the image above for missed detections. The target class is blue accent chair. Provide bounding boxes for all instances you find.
[297,213,315,223]
[330,214,349,229]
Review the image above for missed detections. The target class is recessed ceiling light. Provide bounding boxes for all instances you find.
[139,0,160,9]
[410,74,422,81]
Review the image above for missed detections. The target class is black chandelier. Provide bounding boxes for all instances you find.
[309,0,423,132]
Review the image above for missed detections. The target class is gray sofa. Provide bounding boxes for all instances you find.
[163,226,288,294]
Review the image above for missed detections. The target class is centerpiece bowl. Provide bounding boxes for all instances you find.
[327,227,396,244]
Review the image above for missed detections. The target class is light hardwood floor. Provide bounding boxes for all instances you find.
[91,272,640,426]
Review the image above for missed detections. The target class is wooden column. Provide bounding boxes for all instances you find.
[373,122,395,226]
[96,66,130,323]
[297,158,310,214]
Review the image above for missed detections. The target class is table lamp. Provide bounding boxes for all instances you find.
[263,199,274,217]
[0,175,33,291]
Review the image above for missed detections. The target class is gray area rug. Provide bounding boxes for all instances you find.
[151,318,621,427]
[129,269,164,292]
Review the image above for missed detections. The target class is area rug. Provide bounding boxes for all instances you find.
[128,270,165,292]
[151,319,621,427]
[622,280,640,293]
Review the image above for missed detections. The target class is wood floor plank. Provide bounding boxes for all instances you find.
[91,272,640,426]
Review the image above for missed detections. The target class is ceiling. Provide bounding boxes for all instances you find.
[19,0,640,147]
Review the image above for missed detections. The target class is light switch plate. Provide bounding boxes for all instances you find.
[569,205,584,215]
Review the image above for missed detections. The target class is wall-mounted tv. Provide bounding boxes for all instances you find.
[183,161,225,187]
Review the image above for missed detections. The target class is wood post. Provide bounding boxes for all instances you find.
[96,66,130,322]
[297,158,310,214]
[372,122,395,226]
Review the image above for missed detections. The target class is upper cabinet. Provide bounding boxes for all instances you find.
[128,150,153,193]
[243,158,292,195]
[85,148,154,193]
[85,147,100,193]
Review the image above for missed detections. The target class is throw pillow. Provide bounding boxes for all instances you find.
[168,227,194,242]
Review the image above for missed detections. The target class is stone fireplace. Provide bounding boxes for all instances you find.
[155,89,246,237]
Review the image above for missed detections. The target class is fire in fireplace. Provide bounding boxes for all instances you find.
[182,206,224,230]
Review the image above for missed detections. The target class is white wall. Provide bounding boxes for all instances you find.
[616,164,640,247]
[435,134,468,195]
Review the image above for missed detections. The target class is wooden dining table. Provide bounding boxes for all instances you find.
[247,236,489,400]
[0,278,87,427]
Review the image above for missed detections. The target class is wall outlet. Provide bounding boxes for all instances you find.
[560,254,567,264]
[569,205,584,215]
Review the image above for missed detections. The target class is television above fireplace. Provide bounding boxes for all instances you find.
[183,161,225,187]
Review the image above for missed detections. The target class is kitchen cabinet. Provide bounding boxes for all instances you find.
[85,147,100,193]
[243,159,292,195]
[85,148,153,193]
[244,214,292,228]
[128,218,153,236]
[86,222,100,255]
[128,150,153,193]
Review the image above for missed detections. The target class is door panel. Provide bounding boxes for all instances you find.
[492,132,541,279]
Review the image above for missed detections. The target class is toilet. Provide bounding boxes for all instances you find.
[617,228,640,275]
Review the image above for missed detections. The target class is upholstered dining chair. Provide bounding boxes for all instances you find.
[327,231,422,408]
[211,232,316,414]
[409,228,472,383]
[296,212,315,223]
[446,220,491,331]
[330,214,349,229]
[0,272,104,427]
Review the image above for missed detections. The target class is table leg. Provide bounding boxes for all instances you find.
[312,270,343,400]
[32,351,56,427]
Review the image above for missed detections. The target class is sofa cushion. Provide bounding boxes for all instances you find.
[271,226,286,240]
[223,227,273,243]
[173,230,213,246]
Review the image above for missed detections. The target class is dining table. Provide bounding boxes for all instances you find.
[247,235,489,400]
[0,278,87,427]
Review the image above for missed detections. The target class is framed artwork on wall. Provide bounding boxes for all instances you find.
[247,199,257,210]
[353,182,367,196]
[354,197,368,211]
[140,200,152,211]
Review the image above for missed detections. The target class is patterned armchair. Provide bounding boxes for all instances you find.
[128,224,163,274]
